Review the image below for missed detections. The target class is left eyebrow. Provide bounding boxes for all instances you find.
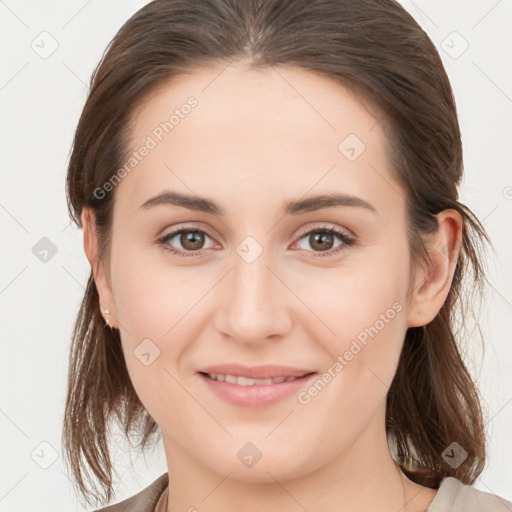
[283,192,377,215]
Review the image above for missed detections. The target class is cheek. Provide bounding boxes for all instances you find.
[110,248,212,389]
[110,253,197,419]
[300,251,409,345]
[298,241,411,395]
[292,273,408,450]
[303,271,407,383]
[111,241,193,338]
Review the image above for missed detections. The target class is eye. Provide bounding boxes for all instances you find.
[156,225,356,258]
[293,226,355,257]
[157,226,217,257]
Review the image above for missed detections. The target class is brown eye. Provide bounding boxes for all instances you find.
[309,231,335,251]
[294,227,355,256]
[179,230,205,251]
[157,228,216,257]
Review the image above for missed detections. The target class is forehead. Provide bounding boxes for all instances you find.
[116,62,401,218]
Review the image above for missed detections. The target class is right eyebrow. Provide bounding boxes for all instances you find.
[139,191,224,215]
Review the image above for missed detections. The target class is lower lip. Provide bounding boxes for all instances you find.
[198,372,317,408]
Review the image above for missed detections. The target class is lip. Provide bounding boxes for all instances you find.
[198,364,314,380]
[197,365,317,408]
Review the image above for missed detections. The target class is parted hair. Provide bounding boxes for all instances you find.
[63,0,492,506]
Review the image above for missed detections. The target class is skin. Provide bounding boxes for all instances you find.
[82,61,463,511]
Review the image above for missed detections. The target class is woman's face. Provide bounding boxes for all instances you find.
[95,62,430,482]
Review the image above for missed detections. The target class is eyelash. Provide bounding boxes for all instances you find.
[156,225,356,259]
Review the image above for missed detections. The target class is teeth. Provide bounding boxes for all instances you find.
[225,374,237,384]
[206,373,301,386]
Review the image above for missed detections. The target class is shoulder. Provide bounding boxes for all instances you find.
[93,473,169,512]
[428,476,512,512]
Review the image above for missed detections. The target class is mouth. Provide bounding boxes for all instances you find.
[199,371,314,386]
[197,366,317,408]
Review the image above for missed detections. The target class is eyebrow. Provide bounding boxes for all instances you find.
[138,191,377,216]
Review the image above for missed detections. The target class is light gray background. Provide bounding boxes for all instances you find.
[1,1,511,510]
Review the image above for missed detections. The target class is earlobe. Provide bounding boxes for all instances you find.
[80,208,119,329]
[407,209,463,328]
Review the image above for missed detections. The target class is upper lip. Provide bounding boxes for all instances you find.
[198,364,315,380]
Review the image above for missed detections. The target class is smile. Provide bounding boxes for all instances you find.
[198,370,317,408]
[203,372,304,386]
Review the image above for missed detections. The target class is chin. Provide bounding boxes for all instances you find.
[203,441,317,484]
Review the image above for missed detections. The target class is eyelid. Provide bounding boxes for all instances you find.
[157,221,214,238]
[293,222,354,240]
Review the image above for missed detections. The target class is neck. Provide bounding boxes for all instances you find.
[162,408,435,512]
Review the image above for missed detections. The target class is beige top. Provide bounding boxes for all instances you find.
[153,485,168,512]
[94,472,512,512]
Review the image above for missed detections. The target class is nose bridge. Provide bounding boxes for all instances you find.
[215,236,292,343]
[234,241,272,308]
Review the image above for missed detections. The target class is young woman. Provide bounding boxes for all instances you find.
[63,0,512,511]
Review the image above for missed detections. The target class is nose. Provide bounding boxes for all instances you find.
[213,244,293,346]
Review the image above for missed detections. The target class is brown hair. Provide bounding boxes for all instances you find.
[63,0,492,506]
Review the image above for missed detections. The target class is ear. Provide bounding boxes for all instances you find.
[407,209,463,328]
[81,207,118,329]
